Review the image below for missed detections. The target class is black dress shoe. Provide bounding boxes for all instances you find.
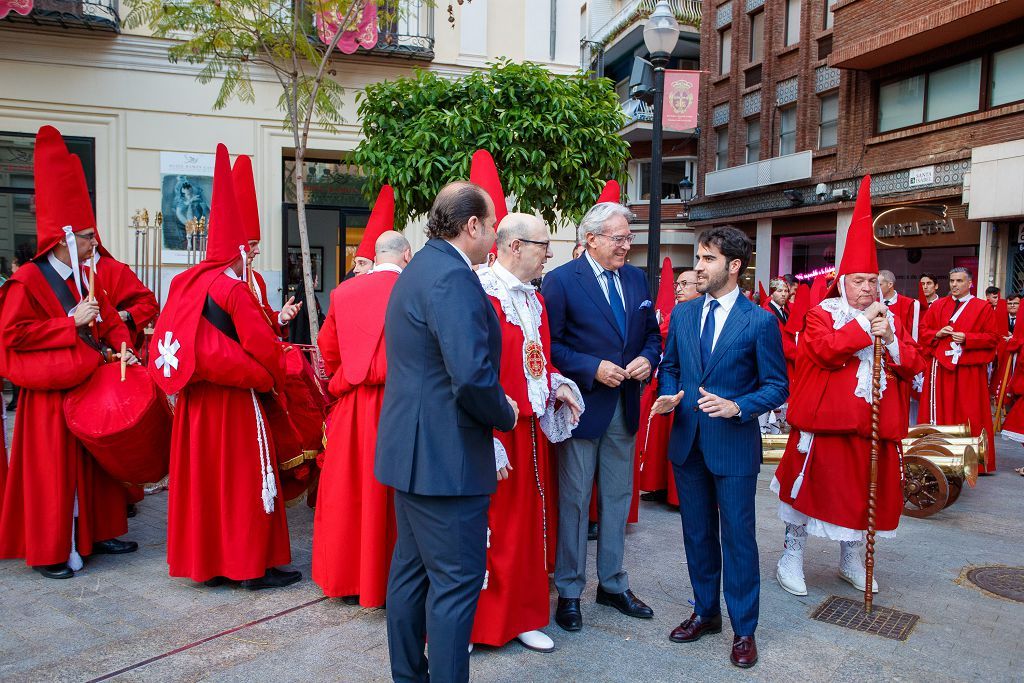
[92,539,138,555]
[669,612,723,643]
[640,490,667,502]
[241,567,302,590]
[203,576,231,587]
[596,587,654,619]
[555,597,582,632]
[34,563,74,579]
[587,521,598,541]
[340,595,360,605]
[126,504,138,518]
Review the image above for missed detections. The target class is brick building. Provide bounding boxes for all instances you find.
[689,0,1024,298]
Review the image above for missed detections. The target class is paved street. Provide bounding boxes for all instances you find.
[1,429,1022,683]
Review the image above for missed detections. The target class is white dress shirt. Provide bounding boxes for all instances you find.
[699,284,741,352]
[447,242,472,268]
[48,252,89,317]
[371,262,404,275]
[584,250,625,304]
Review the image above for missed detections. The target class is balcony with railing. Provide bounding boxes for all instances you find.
[1,0,119,32]
[591,0,700,47]
[367,0,433,59]
[582,0,701,75]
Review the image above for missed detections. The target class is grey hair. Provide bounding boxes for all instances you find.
[496,214,534,249]
[768,277,787,292]
[375,231,410,256]
[878,269,896,284]
[949,266,972,279]
[576,202,634,245]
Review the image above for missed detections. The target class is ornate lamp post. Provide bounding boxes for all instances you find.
[643,1,680,295]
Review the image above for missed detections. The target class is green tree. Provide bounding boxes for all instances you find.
[124,0,460,342]
[352,59,630,229]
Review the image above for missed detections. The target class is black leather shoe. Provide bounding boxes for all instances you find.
[587,521,599,541]
[555,597,582,632]
[34,563,74,579]
[203,576,231,587]
[670,612,723,643]
[640,490,667,502]
[596,587,654,619]
[92,539,138,555]
[340,595,360,605]
[126,504,138,518]
[241,567,302,590]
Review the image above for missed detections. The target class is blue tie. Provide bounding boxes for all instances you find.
[603,270,627,339]
[700,299,719,367]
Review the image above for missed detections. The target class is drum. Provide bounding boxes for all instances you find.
[64,363,172,485]
[261,344,328,503]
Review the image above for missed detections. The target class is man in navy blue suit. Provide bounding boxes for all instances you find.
[652,226,788,669]
[375,182,519,683]
[542,202,662,633]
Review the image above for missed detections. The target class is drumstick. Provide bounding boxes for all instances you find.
[120,342,127,382]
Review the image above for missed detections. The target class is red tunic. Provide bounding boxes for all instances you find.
[166,273,290,581]
[93,255,159,352]
[471,290,559,647]
[637,312,677,505]
[775,305,923,533]
[312,269,398,606]
[0,261,133,566]
[919,296,997,472]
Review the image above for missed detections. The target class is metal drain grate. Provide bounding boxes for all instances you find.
[964,566,1024,604]
[810,596,919,641]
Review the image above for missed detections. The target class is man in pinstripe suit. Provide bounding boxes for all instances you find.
[652,226,788,669]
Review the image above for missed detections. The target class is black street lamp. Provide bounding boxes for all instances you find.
[643,1,680,296]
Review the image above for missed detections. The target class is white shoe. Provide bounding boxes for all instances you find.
[517,630,555,653]
[776,560,807,596]
[839,541,879,593]
[776,524,808,596]
[467,643,474,654]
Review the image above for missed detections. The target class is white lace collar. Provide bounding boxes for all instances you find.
[820,281,894,404]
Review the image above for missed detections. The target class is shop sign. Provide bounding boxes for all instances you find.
[908,165,935,188]
[875,218,954,239]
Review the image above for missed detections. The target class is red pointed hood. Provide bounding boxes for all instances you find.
[785,283,810,336]
[149,144,248,396]
[232,155,261,243]
[33,125,96,258]
[65,152,114,260]
[758,281,770,309]
[355,184,395,261]
[597,179,621,205]
[655,257,675,321]
[825,176,876,298]
[810,275,829,307]
[470,149,508,224]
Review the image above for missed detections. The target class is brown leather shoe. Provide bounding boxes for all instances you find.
[669,612,722,643]
[730,635,758,668]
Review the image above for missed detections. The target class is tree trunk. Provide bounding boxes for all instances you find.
[292,148,321,344]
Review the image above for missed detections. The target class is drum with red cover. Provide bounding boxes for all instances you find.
[63,363,172,485]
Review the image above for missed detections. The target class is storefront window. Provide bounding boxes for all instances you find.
[0,131,95,277]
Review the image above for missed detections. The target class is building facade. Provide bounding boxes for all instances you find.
[691,0,1024,298]
[0,0,582,312]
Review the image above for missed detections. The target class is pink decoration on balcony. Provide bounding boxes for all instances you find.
[317,1,378,55]
[0,0,33,19]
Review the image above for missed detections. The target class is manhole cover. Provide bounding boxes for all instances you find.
[964,566,1024,603]
[810,595,919,641]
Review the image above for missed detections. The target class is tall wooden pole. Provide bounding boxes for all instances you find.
[865,334,884,613]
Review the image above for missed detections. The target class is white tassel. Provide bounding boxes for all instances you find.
[68,495,83,571]
[790,433,814,499]
[251,390,276,514]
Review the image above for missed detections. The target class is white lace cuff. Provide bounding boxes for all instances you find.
[493,437,509,471]
[539,373,585,443]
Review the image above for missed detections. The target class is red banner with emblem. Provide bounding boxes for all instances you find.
[662,70,701,132]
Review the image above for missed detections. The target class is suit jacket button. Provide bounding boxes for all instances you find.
[693,406,698,412]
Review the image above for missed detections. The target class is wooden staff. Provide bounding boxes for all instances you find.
[865,333,884,614]
[994,353,1015,432]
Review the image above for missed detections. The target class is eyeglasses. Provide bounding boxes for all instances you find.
[595,232,636,246]
[518,238,551,249]
[75,232,97,241]
[674,281,693,290]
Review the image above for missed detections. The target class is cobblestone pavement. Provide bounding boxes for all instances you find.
[1,427,1022,682]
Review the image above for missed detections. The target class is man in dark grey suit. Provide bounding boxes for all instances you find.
[375,182,518,683]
